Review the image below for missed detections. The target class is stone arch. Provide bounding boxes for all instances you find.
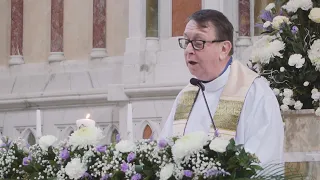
[143,124,153,139]
[21,128,36,146]
[110,128,119,144]
[64,126,75,138]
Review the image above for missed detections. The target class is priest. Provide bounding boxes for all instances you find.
[159,9,284,165]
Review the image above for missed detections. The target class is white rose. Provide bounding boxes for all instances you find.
[309,8,320,23]
[301,0,313,11]
[209,137,229,153]
[288,54,305,68]
[315,107,320,116]
[312,88,319,94]
[283,88,293,98]
[281,104,289,111]
[115,140,136,153]
[160,163,174,180]
[280,67,285,72]
[272,16,291,30]
[39,135,58,151]
[311,92,320,101]
[294,101,303,110]
[303,81,310,86]
[263,21,272,28]
[265,3,275,11]
[283,97,294,105]
[273,88,280,96]
[65,158,87,180]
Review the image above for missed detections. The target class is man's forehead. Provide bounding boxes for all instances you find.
[184,21,215,37]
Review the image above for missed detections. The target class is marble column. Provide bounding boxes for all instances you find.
[201,0,224,11]
[48,0,65,63]
[9,0,24,66]
[239,0,250,36]
[90,0,107,60]
[235,0,252,60]
[159,0,172,38]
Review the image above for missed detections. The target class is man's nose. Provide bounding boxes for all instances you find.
[185,42,195,54]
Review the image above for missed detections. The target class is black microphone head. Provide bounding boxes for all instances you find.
[190,78,205,91]
[190,78,199,86]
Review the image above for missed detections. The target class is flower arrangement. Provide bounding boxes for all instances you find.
[250,0,320,116]
[0,126,306,180]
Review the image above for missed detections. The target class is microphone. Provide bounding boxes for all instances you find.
[190,78,218,135]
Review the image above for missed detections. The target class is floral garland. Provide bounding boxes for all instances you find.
[250,0,320,116]
[0,126,305,180]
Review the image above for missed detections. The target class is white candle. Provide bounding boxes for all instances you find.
[76,114,96,129]
[127,103,133,140]
[36,109,42,138]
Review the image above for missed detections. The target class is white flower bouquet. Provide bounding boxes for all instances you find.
[0,127,307,179]
[250,0,320,115]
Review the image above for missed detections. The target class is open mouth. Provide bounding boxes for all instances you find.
[188,61,198,65]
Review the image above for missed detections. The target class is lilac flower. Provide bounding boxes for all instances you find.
[158,139,168,148]
[22,155,32,166]
[291,26,299,34]
[214,129,220,137]
[131,173,142,180]
[116,134,121,143]
[260,10,273,22]
[127,152,136,162]
[96,145,107,153]
[205,169,230,177]
[59,148,70,160]
[184,170,193,178]
[100,174,109,180]
[82,172,92,179]
[279,9,284,16]
[148,133,154,142]
[121,162,129,172]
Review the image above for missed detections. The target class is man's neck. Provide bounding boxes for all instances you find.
[201,56,233,83]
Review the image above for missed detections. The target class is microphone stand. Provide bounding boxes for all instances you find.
[190,78,219,137]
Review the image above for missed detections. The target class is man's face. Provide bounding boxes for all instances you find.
[183,20,228,81]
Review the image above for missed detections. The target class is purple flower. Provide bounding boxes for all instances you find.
[121,162,129,172]
[148,133,154,142]
[291,26,299,34]
[116,134,121,143]
[100,174,109,180]
[184,170,193,177]
[22,155,32,166]
[96,145,107,153]
[158,139,168,148]
[59,148,70,160]
[205,169,230,177]
[131,173,142,180]
[279,9,284,16]
[82,172,92,179]
[260,10,273,22]
[127,152,136,162]
[214,129,219,137]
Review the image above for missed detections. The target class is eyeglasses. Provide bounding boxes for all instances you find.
[178,38,225,50]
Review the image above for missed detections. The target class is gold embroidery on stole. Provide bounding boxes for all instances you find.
[173,60,258,137]
[212,99,244,131]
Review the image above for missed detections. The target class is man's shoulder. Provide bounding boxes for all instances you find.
[247,77,278,103]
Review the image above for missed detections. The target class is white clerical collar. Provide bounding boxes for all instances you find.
[201,66,230,92]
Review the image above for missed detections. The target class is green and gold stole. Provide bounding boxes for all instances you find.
[173,60,259,139]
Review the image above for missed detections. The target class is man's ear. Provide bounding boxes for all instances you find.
[219,41,232,59]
